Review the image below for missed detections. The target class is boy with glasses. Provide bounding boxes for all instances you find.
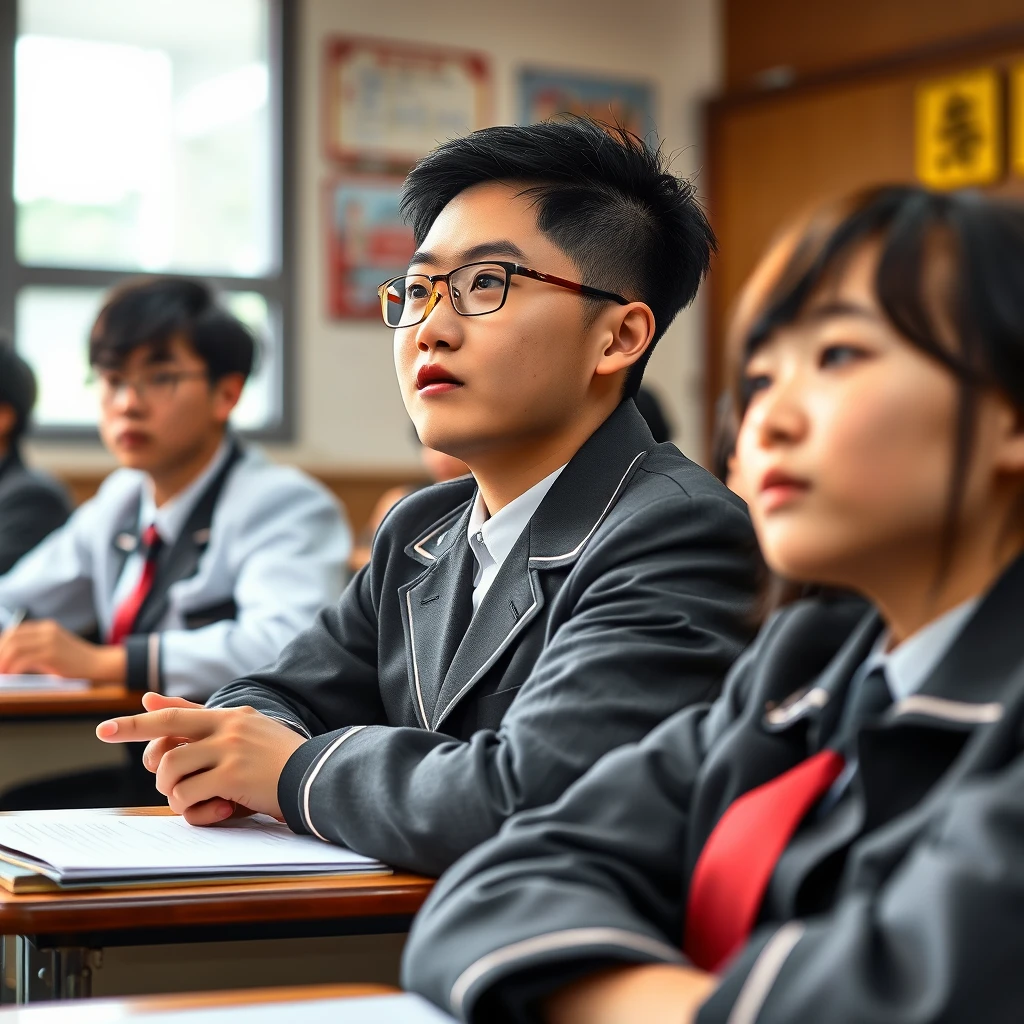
[98,118,759,874]
[0,277,349,806]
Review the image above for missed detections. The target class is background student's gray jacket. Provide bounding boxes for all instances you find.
[208,400,760,876]
[0,450,71,574]
[402,558,1024,1024]
[0,443,349,699]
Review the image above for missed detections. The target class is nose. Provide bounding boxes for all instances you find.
[748,373,809,451]
[411,281,464,353]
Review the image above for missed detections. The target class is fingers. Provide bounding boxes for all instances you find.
[182,798,238,827]
[142,736,188,774]
[142,692,204,712]
[167,765,233,814]
[154,740,219,798]
[96,707,219,744]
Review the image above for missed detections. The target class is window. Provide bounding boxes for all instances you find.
[0,0,292,436]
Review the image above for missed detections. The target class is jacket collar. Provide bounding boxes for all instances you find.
[400,399,658,730]
[765,550,1024,738]
[0,447,20,485]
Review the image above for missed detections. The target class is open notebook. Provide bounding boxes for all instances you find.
[141,995,455,1023]
[0,810,386,887]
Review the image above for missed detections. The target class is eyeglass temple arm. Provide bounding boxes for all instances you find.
[513,266,630,305]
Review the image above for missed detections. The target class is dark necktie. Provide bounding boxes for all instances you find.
[108,524,163,645]
[684,666,892,972]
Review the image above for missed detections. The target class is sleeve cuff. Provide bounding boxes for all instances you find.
[124,633,161,692]
[278,733,338,835]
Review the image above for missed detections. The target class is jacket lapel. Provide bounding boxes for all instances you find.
[400,506,476,729]
[132,441,244,635]
[424,400,657,731]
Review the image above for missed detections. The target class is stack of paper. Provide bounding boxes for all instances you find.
[143,994,455,1023]
[0,810,386,888]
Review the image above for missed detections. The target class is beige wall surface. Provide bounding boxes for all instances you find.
[29,0,721,474]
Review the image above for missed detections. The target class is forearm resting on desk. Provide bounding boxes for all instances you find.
[0,619,127,682]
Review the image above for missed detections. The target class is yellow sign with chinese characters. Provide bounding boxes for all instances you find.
[916,69,1002,190]
[1012,64,1024,178]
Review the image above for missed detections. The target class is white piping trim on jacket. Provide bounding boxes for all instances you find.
[726,922,805,1024]
[148,633,161,692]
[529,451,647,564]
[302,725,367,841]
[450,926,682,1018]
[412,517,458,561]
[261,712,312,738]
[406,591,431,729]
[891,694,1003,724]
[764,687,830,726]
[432,576,541,730]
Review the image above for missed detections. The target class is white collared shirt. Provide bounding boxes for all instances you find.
[111,437,233,610]
[820,594,980,813]
[466,465,567,613]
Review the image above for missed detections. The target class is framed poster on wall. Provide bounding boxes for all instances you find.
[324,36,492,165]
[517,68,656,139]
[325,175,416,320]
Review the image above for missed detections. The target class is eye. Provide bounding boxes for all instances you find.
[742,372,772,400]
[819,343,868,369]
[405,282,429,301]
[149,372,178,388]
[471,273,504,291]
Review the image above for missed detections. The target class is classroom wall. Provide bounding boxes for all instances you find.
[725,0,1024,89]
[26,0,723,475]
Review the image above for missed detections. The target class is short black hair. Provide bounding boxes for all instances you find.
[89,277,256,382]
[735,184,1024,578]
[400,115,717,397]
[0,340,37,444]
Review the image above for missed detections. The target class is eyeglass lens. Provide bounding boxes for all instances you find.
[383,263,509,327]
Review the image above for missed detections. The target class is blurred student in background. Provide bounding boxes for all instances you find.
[0,277,348,807]
[404,186,1024,1024]
[0,343,71,574]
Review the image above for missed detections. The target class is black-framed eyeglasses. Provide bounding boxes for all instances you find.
[92,369,211,406]
[377,261,629,329]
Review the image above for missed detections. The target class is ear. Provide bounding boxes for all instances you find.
[592,302,657,381]
[211,374,245,424]
[0,403,16,445]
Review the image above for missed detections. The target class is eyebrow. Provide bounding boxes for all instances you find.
[801,300,882,323]
[409,239,530,269]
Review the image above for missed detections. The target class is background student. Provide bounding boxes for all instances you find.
[0,277,349,807]
[97,117,760,877]
[402,186,1024,1024]
[0,342,71,574]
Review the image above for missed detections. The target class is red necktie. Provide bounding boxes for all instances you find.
[108,524,163,645]
[683,749,845,972]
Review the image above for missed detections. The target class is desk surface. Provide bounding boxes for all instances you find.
[0,809,434,940]
[0,686,141,720]
[0,983,397,1020]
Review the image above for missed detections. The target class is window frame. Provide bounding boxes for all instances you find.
[0,0,296,442]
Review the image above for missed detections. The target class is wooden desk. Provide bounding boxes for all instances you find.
[0,687,140,721]
[0,983,399,1021]
[0,688,141,799]
[0,810,434,1005]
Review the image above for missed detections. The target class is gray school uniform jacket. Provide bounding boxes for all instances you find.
[0,440,349,700]
[207,400,760,876]
[402,555,1024,1024]
[0,449,71,575]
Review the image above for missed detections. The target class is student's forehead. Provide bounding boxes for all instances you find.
[417,184,542,262]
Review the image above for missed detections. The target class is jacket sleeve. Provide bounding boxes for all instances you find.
[273,491,757,876]
[205,558,385,738]
[0,496,100,632]
[696,744,1024,1024]
[141,474,351,701]
[0,481,70,576]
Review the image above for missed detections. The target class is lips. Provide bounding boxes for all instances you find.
[758,467,811,512]
[117,430,152,448]
[416,363,464,395]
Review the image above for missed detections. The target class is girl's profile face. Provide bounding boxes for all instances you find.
[735,241,1011,592]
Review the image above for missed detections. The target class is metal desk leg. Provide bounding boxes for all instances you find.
[12,937,102,1002]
